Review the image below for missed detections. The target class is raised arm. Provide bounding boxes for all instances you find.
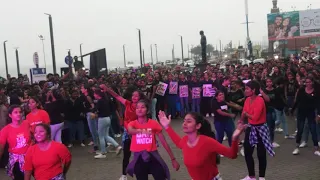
[104,86,126,105]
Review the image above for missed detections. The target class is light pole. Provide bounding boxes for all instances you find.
[38,35,46,69]
[3,40,9,77]
[45,13,57,74]
[123,44,126,67]
[179,35,184,61]
[80,43,83,63]
[150,44,153,65]
[154,44,158,63]
[137,29,143,68]
[14,47,20,76]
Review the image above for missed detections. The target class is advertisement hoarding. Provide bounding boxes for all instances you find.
[267,9,320,41]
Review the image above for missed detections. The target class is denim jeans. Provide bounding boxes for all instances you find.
[302,118,320,143]
[180,97,189,117]
[166,95,177,117]
[266,109,276,142]
[274,109,289,136]
[214,119,234,146]
[86,113,99,146]
[50,122,64,143]
[111,112,121,135]
[65,120,85,143]
[191,98,200,113]
[296,112,319,147]
[151,98,157,120]
[98,117,119,153]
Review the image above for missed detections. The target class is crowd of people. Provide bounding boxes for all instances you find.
[0,51,319,180]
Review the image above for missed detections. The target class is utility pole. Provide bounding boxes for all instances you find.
[137,29,143,68]
[187,44,190,59]
[45,13,57,74]
[150,44,153,65]
[80,43,83,63]
[38,35,46,69]
[3,41,9,78]
[123,44,126,67]
[155,44,158,63]
[219,40,222,57]
[143,49,145,64]
[179,35,184,61]
[172,44,175,62]
[15,48,20,76]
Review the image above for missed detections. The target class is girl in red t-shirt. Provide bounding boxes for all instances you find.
[104,85,147,180]
[127,100,179,180]
[24,123,71,180]
[26,97,50,133]
[0,105,31,180]
[158,111,246,180]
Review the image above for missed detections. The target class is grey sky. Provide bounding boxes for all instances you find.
[0,0,319,77]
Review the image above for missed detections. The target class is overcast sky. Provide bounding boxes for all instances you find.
[0,0,319,77]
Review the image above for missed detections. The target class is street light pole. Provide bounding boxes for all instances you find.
[137,29,143,68]
[155,44,158,63]
[14,48,20,76]
[80,43,83,63]
[179,35,184,61]
[38,35,46,69]
[45,13,57,74]
[150,44,153,65]
[143,49,145,64]
[123,44,126,67]
[3,41,9,78]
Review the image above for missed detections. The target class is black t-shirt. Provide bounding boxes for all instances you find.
[228,89,244,113]
[286,80,299,96]
[264,88,276,112]
[273,87,286,111]
[212,99,229,121]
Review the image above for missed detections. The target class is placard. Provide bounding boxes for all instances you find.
[192,87,201,99]
[155,82,168,96]
[179,85,188,97]
[203,84,215,97]
[242,79,251,84]
[169,81,178,94]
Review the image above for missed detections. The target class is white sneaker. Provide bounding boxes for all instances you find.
[272,142,280,148]
[240,147,245,156]
[206,114,209,117]
[318,141,320,147]
[116,146,123,155]
[275,128,283,132]
[81,143,86,147]
[95,150,102,155]
[211,113,215,117]
[94,153,107,159]
[223,135,228,141]
[240,176,256,180]
[88,141,94,146]
[284,135,295,139]
[292,148,300,155]
[299,141,307,148]
[119,175,127,180]
[259,177,266,180]
[220,155,224,158]
[314,151,320,156]
[67,144,73,148]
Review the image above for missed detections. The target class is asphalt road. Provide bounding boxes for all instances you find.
[1,116,319,180]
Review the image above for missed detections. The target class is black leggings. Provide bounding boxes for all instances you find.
[134,156,166,180]
[122,138,132,175]
[200,97,212,115]
[244,127,267,178]
[13,162,24,180]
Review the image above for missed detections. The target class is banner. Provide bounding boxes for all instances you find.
[179,85,188,97]
[192,87,201,99]
[155,82,168,96]
[267,11,300,40]
[30,68,46,84]
[267,9,320,41]
[203,84,215,97]
[169,81,178,94]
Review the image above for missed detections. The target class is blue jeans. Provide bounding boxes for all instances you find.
[180,97,189,117]
[214,119,234,146]
[151,98,157,120]
[296,112,319,147]
[87,113,99,146]
[302,118,320,143]
[266,109,276,142]
[166,95,177,117]
[98,117,119,153]
[274,109,289,136]
[191,98,200,113]
[65,120,84,143]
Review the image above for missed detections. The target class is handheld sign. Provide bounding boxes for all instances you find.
[179,85,188,97]
[65,56,73,65]
[155,82,168,96]
[203,84,215,97]
[169,81,178,94]
[192,87,201,99]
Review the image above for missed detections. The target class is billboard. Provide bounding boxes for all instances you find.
[267,9,320,41]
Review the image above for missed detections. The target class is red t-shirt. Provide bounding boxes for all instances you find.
[129,119,162,152]
[23,141,72,180]
[242,96,266,125]
[124,100,137,130]
[166,126,238,180]
[26,110,50,132]
[0,121,31,154]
